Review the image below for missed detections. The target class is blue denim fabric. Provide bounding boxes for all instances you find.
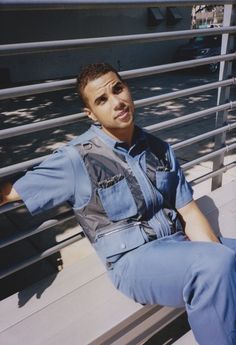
[108,232,236,345]
[98,177,138,221]
[93,222,147,265]
[14,125,193,217]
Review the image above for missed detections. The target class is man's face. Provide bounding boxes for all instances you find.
[83,72,135,138]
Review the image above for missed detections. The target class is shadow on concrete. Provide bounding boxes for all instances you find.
[197,194,220,236]
[1,69,230,169]
[0,202,79,306]
[145,312,190,345]
[17,272,58,308]
[1,70,235,173]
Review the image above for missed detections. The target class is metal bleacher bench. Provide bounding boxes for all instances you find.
[0,179,236,345]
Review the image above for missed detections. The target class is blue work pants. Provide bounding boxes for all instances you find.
[108,232,236,345]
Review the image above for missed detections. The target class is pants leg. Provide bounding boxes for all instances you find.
[108,232,236,345]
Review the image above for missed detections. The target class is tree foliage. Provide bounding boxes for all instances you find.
[194,5,216,14]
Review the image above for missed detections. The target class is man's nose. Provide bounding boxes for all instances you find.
[111,94,123,108]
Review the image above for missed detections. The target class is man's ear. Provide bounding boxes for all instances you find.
[84,107,97,122]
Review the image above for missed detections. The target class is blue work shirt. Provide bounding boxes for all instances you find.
[14,125,193,217]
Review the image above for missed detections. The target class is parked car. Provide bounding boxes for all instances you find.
[173,35,222,73]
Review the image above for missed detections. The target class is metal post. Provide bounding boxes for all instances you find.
[212,4,235,190]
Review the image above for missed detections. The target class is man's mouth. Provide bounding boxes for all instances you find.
[115,107,130,120]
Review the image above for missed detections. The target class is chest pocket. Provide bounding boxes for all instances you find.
[155,171,178,206]
[97,175,138,221]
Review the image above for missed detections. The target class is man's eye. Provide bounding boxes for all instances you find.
[98,97,107,105]
[114,84,123,94]
[101,97,106,103]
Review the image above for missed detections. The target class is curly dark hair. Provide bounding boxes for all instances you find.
[76,63,122,106]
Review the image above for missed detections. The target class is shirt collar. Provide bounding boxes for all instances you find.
[90,123,147,154]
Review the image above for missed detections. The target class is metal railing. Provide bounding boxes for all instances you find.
[0,1,235,281]
[0,0,235,10]
[1,27,235,56]
[0,53,235,100]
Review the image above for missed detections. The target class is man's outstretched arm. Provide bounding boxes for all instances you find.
[178,200,220,243]
[0,182,21,206]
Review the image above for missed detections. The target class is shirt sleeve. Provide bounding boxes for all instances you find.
[13,146,91,215]
[168,145,193,209]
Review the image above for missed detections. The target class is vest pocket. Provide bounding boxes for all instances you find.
[94,222,146,264]
[98,176,138,221]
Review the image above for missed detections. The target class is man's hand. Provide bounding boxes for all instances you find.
[0,182,21,206]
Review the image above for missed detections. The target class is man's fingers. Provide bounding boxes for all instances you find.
[0,191,6,206]
[0,182,15,205]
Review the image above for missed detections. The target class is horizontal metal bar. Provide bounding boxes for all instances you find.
[122,53,236,79]
[0,0,234,11]
[190,161,236,185]
[135,77,236,108]
[172,122,236,150]
[1,101,235,177]
[1,27,236,56]
[181,143,236,170]
[0,232,83,279]
[1,53,235,101]
[145,101,236,132]
[0,201,23,214]
[0,79,75,100]
[0,112,85,140]
[0,210,76,248]
[2,100,235,142]
[0,156,50,178]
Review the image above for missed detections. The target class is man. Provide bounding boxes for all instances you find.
[1,63,236,345]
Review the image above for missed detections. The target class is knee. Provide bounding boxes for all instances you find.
[194,243,236,282]
[183,244,236,305]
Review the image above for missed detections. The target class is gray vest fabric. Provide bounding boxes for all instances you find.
[70,131,182,265]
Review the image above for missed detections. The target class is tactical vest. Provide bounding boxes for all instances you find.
[69,130,183,265]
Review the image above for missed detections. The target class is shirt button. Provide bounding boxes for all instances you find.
[121,243,126,249]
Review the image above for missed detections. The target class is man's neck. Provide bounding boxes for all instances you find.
[101,124,135,147]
